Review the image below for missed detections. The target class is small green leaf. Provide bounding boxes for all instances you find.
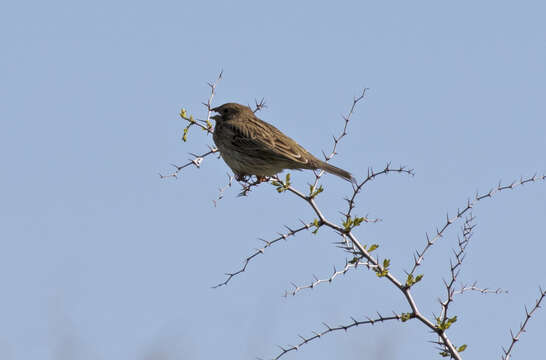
[311,218,321,234]
[271,176,291,193]
[368,244,379,252]
[400,312,412,322]
[436,315,458,331]
[342,218,352,231]
[182,127,189,142]
[439,351,450,357]
[405,273,424,287]
[353,217,364,226]
[180,108,187,118]
[458,344,467,352]
[374,258,391,277]
[309,184,324,199]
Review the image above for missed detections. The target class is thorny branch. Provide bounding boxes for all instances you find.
[409,174,546,276]
[501,288,546,360]
[272,177,464,359]
[203,70,223,124]
[182,71,223,137]
[344,164,414,224]
[284,260,375,297]
[452,283,507,297]
[267,313,402,360]
[439,215,476,325]
[158,146,218,179]
[311,88,368,190]
[437,215,507,309]
[160,71,224,179]
[212,220,315,288]
[213,173,235,207]
[213,164,412,290]
[266,173,545,360]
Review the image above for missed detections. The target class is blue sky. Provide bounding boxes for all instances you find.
[1,1,545,359]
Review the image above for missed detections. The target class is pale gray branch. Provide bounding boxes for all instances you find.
[159,146,218,179]
[268,312,402,360]
[410,174,546,276]
[284,260,375,297]
[213,220,315,288]
[501,287,546,360]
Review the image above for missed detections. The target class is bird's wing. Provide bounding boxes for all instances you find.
[226,119,312,165]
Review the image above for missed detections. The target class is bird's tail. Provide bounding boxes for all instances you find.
[317,160,356,184]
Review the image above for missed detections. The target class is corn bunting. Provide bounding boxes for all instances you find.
[211,103,354,183]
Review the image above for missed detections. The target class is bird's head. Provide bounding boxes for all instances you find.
[211,103,253,122]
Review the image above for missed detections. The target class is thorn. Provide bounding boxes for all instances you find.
[321,150,328,160]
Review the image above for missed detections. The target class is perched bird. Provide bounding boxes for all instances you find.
[211,102,354,183]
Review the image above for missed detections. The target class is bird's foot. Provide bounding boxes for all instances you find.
[236,175,269,197]
[234,174,250,182]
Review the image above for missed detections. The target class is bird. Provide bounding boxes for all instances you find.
[210,102,355,183]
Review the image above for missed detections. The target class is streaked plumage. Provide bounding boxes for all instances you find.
[211,103,354,182]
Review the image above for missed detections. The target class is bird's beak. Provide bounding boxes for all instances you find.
[210,107,221,121]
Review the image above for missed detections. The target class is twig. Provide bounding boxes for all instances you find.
[202,70,223,125]
[410,174,546,276]
[344,164,414,222]
[268,313,402,360]
[213,220,315,288]
[162,71,224,178]
[311,88,368,189]
[159,146,218,179]
[452,283,507,297]
[284,260,375,297]
[438,215,475,326]
[501,287,546,360]
[213,173,235,207]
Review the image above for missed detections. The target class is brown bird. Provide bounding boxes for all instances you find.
[211,103,354,183]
